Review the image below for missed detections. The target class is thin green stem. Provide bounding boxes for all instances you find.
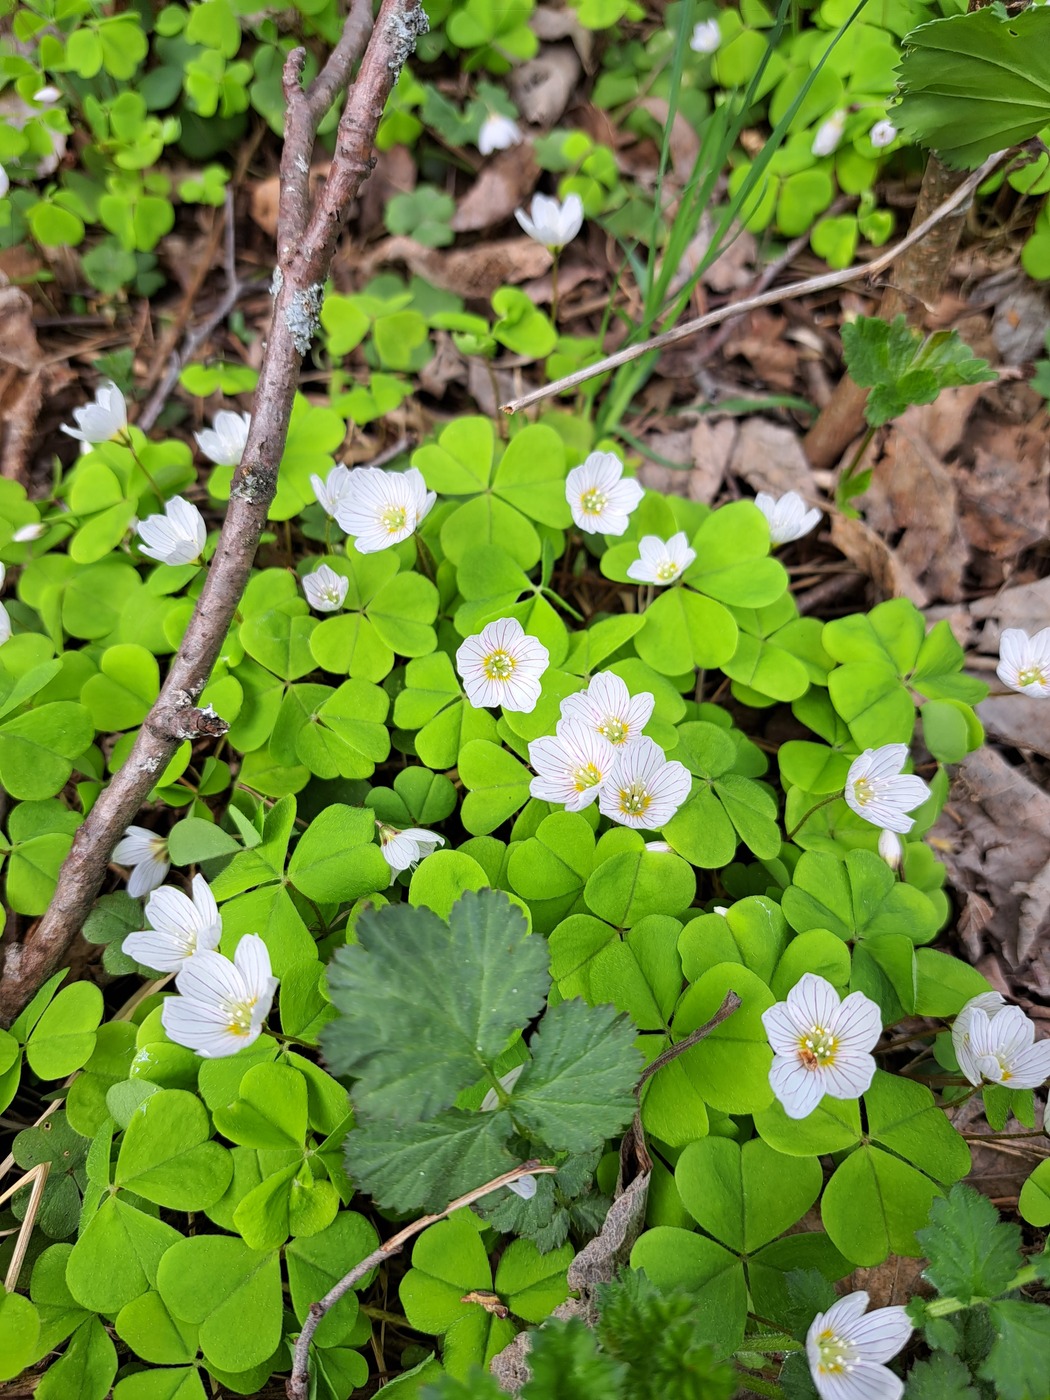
[786,790,842,840]
[415,531,436,581]
[550,251,560,326]
[926,1263,1041,1318]
[836,423,877,508]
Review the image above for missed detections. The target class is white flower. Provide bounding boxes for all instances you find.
[645,841,672,852]
[0,166,8,199]
[870,119,898,149]
[334,466,436,554]
[12,522,46,542]
[877,828,902,871]
[161,935,278,1059]
[379,824,445,883]
[806,1291,912,1400]
[122,874,222,972]
[112,825,171,899]
[754,490,822,546]
[763,974,881,1119]
[0,563,10,646]
[952,995,1050,1090]
[302,563,348,613]
[61,381,128,445]
[136,497,207,566]
[598,736,691,830]
[626,531,696,585]
[565,452,644,536]
[812,110,846,157]
[507,1174,537,1200]
[559,671,654,747]
[690,18,721,53]
[194,409,250,467]
[479,113,522,155]
[997,627,1050,698]
[528,720,617,811]
[514,192,584,249]
[456,617,550,713]
[844,745,930,836]
[311,463,354,519]
[33,85,62,104]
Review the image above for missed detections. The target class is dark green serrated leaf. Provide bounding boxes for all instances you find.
[916,1184,1021,1303]
[980,1301,1050,1400]
[906,1352,980,1400]
[343,1110,515,1214]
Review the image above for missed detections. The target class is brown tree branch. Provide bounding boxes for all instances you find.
[499,152,1005,417]
[286,1161,556,1400]
[0,0,428,1028]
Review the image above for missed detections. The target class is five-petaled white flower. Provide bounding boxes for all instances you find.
[61,381,128,445]
[559,671,654,748]
[812,110,846,157]
[763,973,882,1119]
[598,736,691,830]
[515,192,584,249]
[379,824,445,883]
[877,828,902,871]
[12,522,46,542]
[806,1291,912,1400]
[311,463,354,519]
[755,490,822,546]
[952,994,1050,1090]
[528,720,617,811]
[194,409,251,467]
[0,563,11,646]
[456,617,550,713]
[122,874,222,972]
[302,563,349,613]
[626,532,696,585]
[844,745,930,835]
[161,934,278,1059]
[112,824,171,899]
[870,119,898,149]
[997,627,1050,698]
[478,112,522,155]
[334,466,436,554]
[566,452,644,536]
[690,18,721,53]
[136,497,207,566]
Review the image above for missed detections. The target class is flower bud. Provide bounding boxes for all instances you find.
[878,828,902,870]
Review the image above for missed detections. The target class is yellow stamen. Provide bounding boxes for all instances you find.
[598,716,629,744]
[572,763,603,792]
[580,488,608,516]
[381,504,408,533]
[619,782,651,817]
[483,650,515,681]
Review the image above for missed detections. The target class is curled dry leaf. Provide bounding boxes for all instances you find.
[452,143,540,234]
[728,417,820,502]
[829,513,929,607]
[360,235,552,297]
[638,98,701,183]
[509,45,581,126]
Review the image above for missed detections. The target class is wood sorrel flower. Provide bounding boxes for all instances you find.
[812,110,846,157]
[997,627,1050,697]
[877,828,903,870]
[514,192,584,248]
[528,719,618,811]
[456,617,550,713]
[690,18,721,52]
[122,874,222,972]
[754,490,822,545]
[302,563,349,613]
[136,497,207,566]
[333,466,436,554]
[0,563,10,646]
[565,452,644,535]
[311,463,353,518]
[952,994,1050,1090]
[844,745,930,835]
[478,113,522,154]
[870,119,898,149]
[806,1291,912,1400]
[194,409,251,466]
[112,824,171,899]
[626,531,697,585]
[559,671,654,748]
[763,973,882,1119]
[598,736,691,829]
[61,381,128,445]
[161,935,278,1059]
[379,824,445,882]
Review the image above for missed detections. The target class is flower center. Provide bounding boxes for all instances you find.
[149,837,168,860]
[655,560,681,582]
[797,1025,837,1070]
[598,716,629,744]
[1018,665,1046,687]
[618,782,652,816]
[852,776,875,806]
[580,488,608,516]
[483,649,516,681]
[381,504,408,533]
[223,996,258,1038]
[378,824,398,847]
[816,1330,857,1376]
[572,762,604,792]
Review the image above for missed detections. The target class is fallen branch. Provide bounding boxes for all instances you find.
[499,152,1006,416]
[0,0,428,1027]
[286,1161,555,1400]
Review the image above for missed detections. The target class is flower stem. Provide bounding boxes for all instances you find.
[550,251,560,325]
[786,790,843,841]
[415,531,436,581]
[121,433,163,500]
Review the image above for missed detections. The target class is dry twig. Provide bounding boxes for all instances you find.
[0,0,429,1027]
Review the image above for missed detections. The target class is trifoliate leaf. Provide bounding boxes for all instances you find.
[916,1184,1021,1303]
[343,1110,515,1214]
[323,890,550,1121]
[906,1352,980,1400]
[980,1301,1050,1400]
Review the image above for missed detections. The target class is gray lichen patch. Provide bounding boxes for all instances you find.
[285,283,324,356]
[386,6,429,75]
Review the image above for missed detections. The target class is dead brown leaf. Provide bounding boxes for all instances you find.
[829,514,929,607]
[728,417,819,500]
[723,310,798,391]
[248,161,332,240]
[956,417,1049,570]
[638,98,700,183]
[509,45,580,126]
[452,143,540,234]
[848,1256,929,1308]
[0,286,42,373]
[530,5,597,69]
[359,236,551,298]
[636,419,735,504]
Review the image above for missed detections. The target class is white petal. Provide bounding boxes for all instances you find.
[126,854,170,899]
[787,974,842,1035]
[819,1049,876,1100]
[841,1306,912,1363]
[831,991,883,1053]
[233,933,277,1002]
[769,1054,827,1118]
[112,827,161,866]
[122,930,189,973]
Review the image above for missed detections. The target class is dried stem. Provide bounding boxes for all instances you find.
[285,1161,556,1400]
[0,0,428,1028]
[499,153,1005,417]
[0,1162,50,1292]
[637,991,741,1087]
